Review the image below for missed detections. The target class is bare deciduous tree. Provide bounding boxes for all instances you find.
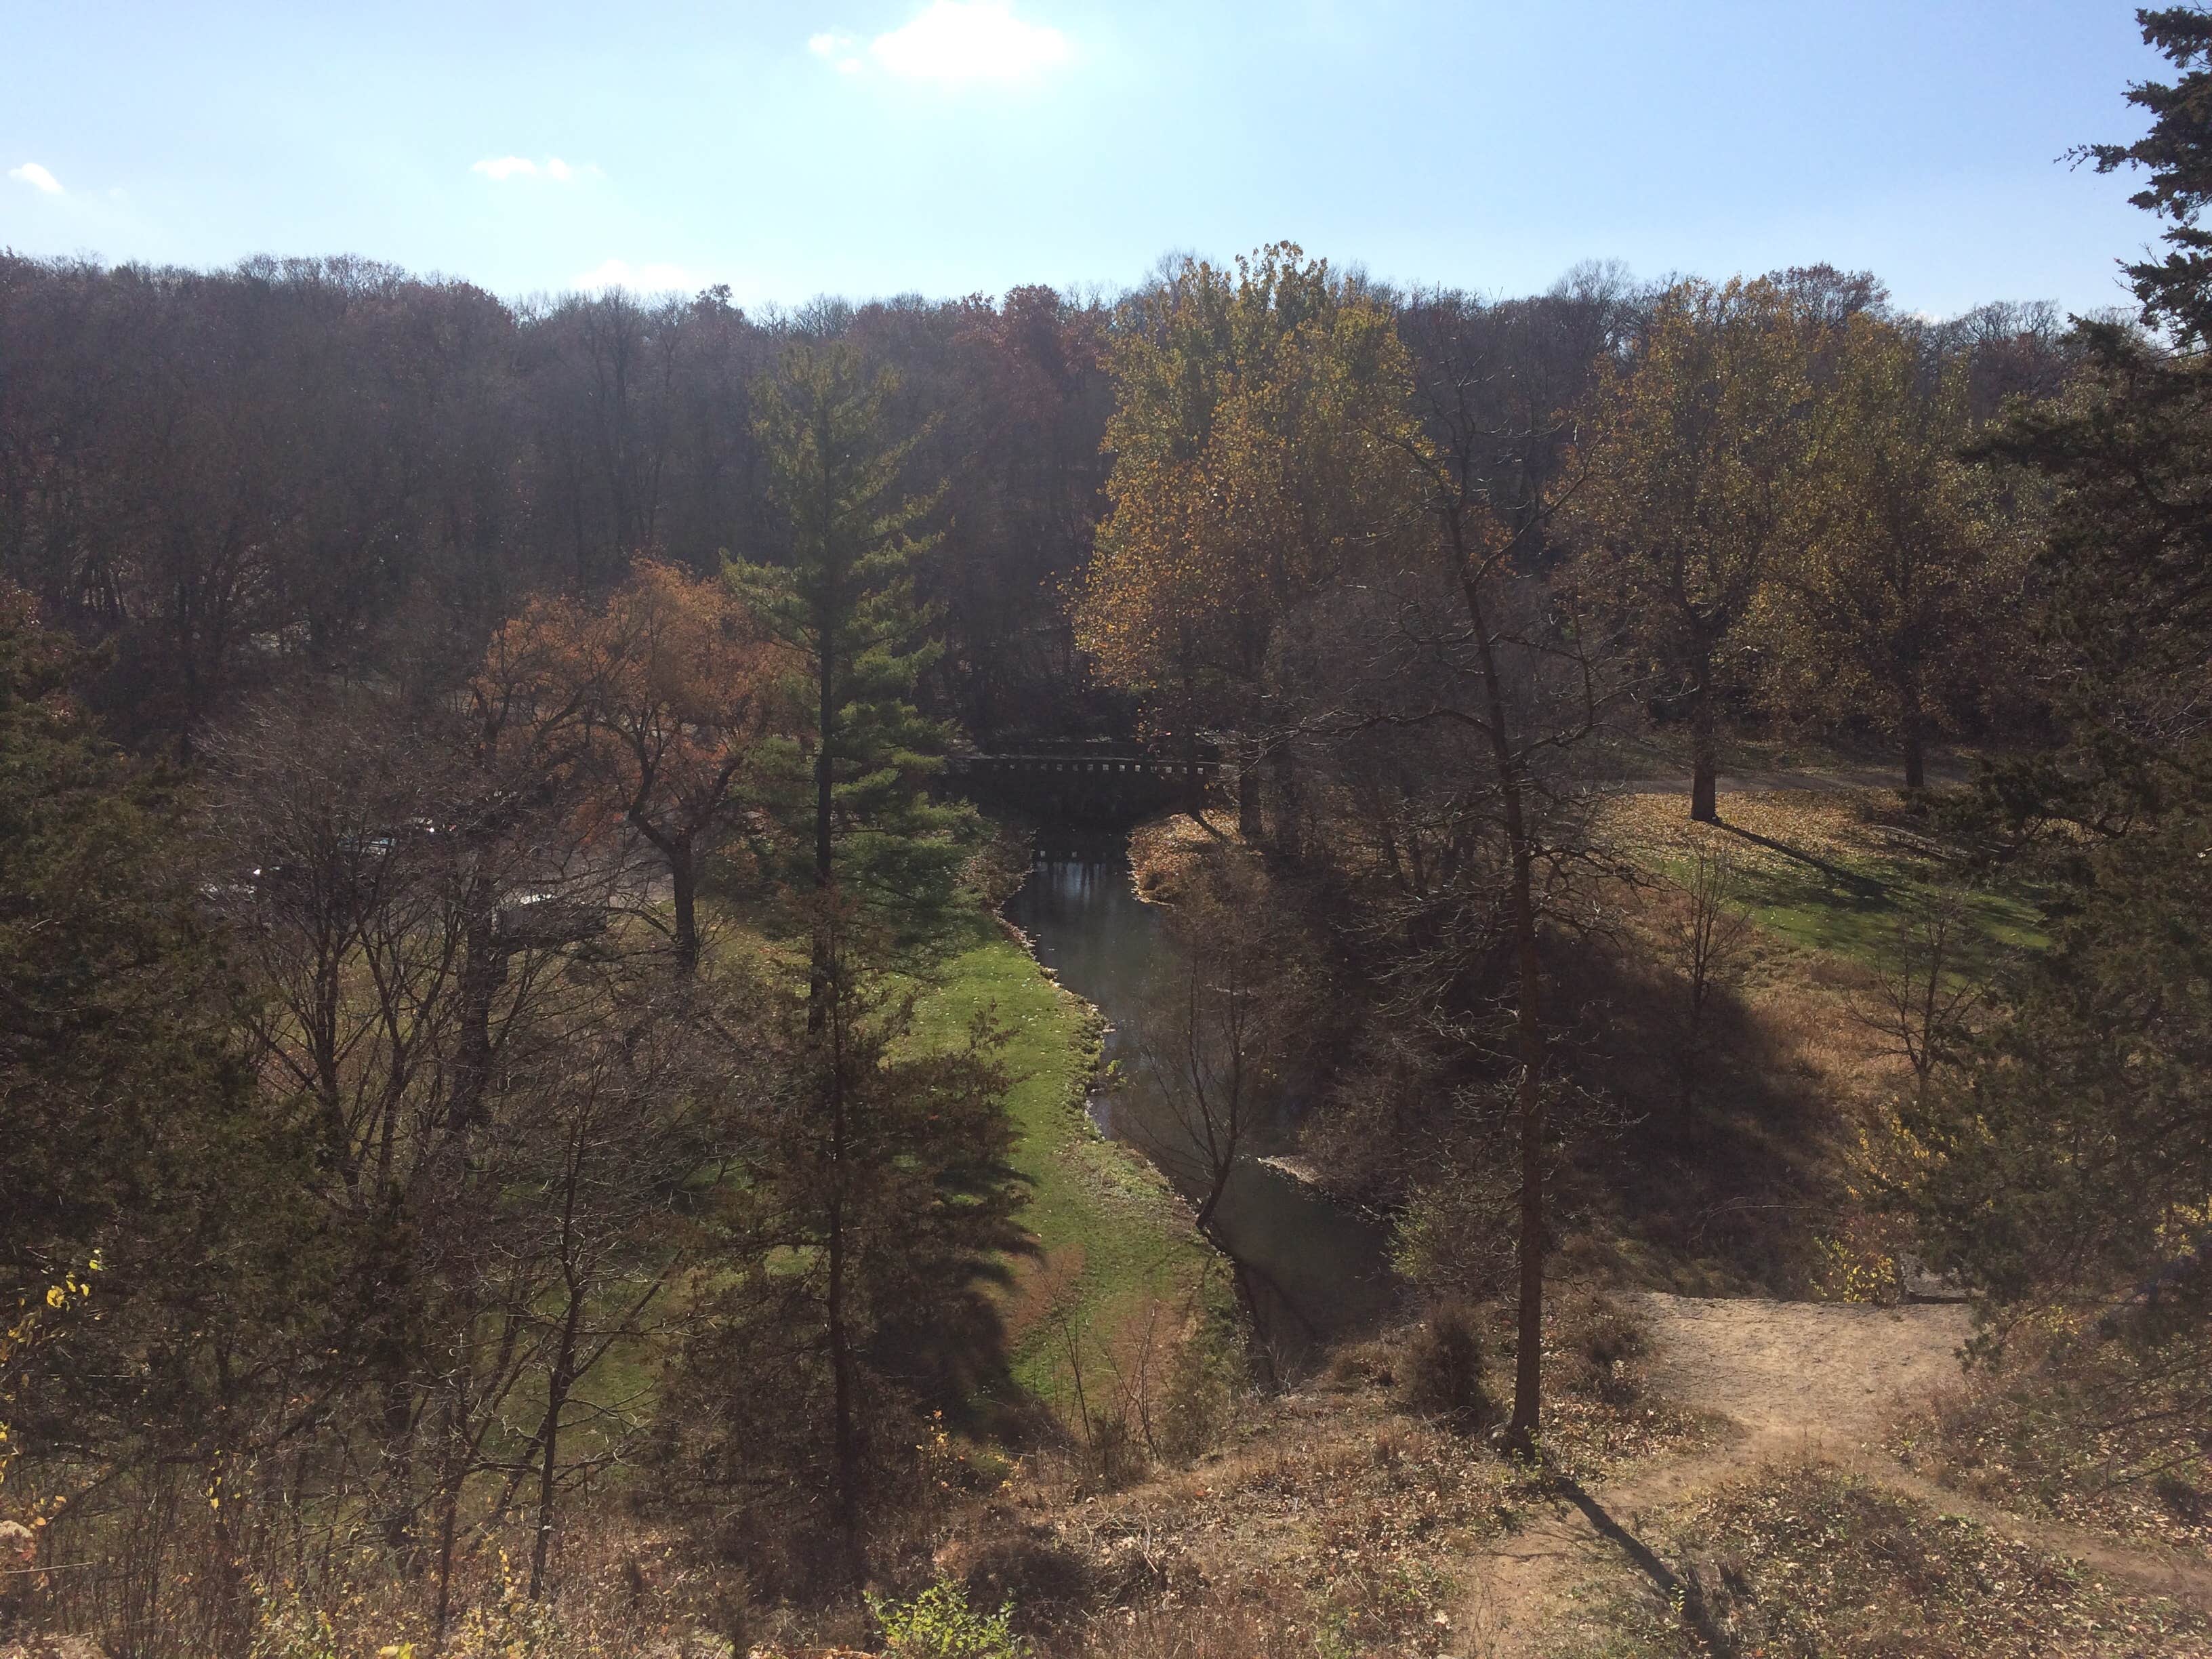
[1665,846,1754,1107]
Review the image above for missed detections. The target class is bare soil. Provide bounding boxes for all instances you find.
[1462,1294,2212,1657]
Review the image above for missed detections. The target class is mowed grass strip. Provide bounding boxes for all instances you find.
[558,892,1208,1425]
[904,910,1212,1400]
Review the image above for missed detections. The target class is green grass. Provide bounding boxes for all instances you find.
[554,890,1210,1437]
[903,908,1212,1399]
[1658,846,2048,981]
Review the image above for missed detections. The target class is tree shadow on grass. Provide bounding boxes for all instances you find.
[1549,1471,1742,1656]
[1713,817,1882,897]
[1555,939,1853,1296]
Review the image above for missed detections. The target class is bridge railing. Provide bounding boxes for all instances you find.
[945,754,1218,779]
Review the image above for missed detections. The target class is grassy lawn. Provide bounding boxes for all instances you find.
[1602,788,2048,979]
[546,886,1210,1455]
[904,908,1213,1401]
[1708,845,2045,979]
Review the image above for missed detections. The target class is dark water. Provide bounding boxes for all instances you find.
[1004,834,1396,1367]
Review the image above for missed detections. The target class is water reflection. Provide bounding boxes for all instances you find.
[1004,834,1397,1370]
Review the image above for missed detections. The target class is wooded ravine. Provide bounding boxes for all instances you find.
[5,14,2212,1657]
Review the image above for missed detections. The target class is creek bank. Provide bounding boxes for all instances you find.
[1004,828,1397,1372]
[913,913,1208,1401]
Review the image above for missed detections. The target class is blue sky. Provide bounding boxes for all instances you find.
[0,0,2169,317]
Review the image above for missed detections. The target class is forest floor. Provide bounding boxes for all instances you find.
[1459,1294,2212,1656]
[979,1285,2212,1658]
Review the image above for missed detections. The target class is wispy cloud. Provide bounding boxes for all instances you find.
[8,162,62,195]
[573,259,699,294]
[811,3,1072,85]
[472,155,599,182]
[808,30,863,73]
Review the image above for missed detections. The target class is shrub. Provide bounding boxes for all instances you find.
[1087,1408,1147,1487]
[945,1533,1093,1635]
[1153,1320,1240,1463]
[1556,1287,1650,1406]
[1397,1304,1495,1431]
[869,1576,1027,1659]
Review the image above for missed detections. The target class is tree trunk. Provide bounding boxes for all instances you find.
[823,1017,864,1583]
[1227,1261,1280,1394]
[1447,551,1549,1452]
[826,1190,863,1583]
[1236,739,1263,840]
[1503,801,1547,1451]
[811,626,836,1030]
[1900,681,1927,792]
[432,1388,466,1641]
[1689,662,1720,824]
[528,1304,581,1599]
[379,1374,417,1558]
[1269,741,1303,861]
[670,842,699,977]
[451,872,506,1134]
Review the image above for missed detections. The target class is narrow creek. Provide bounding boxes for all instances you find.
[1004,831,1397,1369]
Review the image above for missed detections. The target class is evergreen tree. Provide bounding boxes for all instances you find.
[729,341,974,1010]
[651,960,1020,1593]
[1907,8,2212,1372]
[2091,6,2212,348]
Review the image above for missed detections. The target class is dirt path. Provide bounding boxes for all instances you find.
[1459,1294,2212,1655]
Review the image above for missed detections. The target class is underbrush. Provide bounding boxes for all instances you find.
[929,1292,1702,1659]
[1893,1319,2212,1555]
[5,1294,1706,1659]
[1564,1462,2212,1658]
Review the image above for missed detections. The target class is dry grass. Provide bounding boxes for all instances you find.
[1893,1336,2212,1557]
[1125,814,1242,906]
[902,1300,1715,1659]
[1558,1460,2212,1658]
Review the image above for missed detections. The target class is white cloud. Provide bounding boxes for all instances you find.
[472,155,599,182]
[573,259,699,294]
[811,3,1071,85]
[7,162,62,195]
[808,30,863,72]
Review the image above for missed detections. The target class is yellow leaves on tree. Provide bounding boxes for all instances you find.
[1075,245,1419,721]
[1750,313,2017,788]
[1567,276,1820,820]
[0,1254,99,1489]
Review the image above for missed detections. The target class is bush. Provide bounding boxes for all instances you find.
[869,1576,1027,1659]
[1397,1304,1495,1431]
[943,1532,1093,1635]
[1391,1166,1517,1303]
[1556,1287,1650,1406]
[1153,1319,1240,1463]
